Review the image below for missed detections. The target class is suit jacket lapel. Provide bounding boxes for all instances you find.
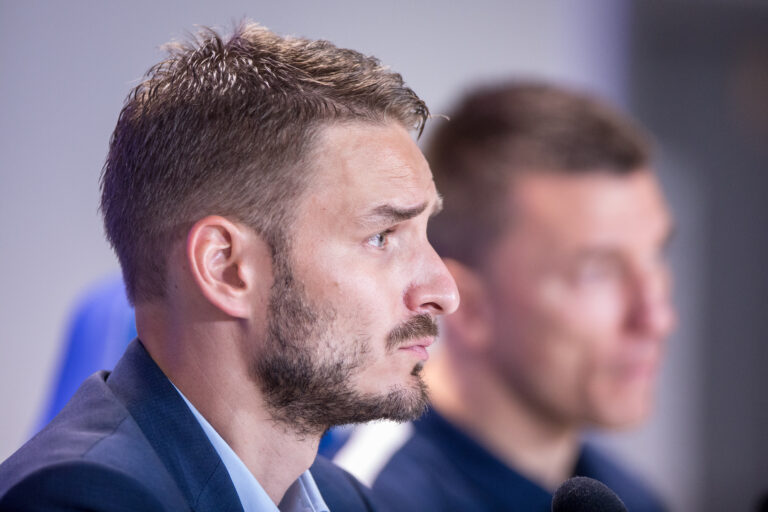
[107,339,244,512]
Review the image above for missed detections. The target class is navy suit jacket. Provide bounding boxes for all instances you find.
[371,407,666,512]
[0,339,378,511]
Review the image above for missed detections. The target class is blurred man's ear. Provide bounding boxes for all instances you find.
[186,216,272,319]
[442,258,494,353]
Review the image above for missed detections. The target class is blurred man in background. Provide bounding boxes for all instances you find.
[336,82,674,511]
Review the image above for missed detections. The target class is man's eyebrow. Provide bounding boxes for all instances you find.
[361,201,431,226]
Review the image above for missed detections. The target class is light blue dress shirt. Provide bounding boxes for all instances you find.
[174,387,330,512]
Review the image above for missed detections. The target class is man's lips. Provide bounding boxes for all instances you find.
[617,360,658,380]
[613,343,663,380]
[398,337,435,360]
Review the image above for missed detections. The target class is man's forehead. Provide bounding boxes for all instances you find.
[306,121,437,213]
[502,170,672,246]
[508,169,664,213]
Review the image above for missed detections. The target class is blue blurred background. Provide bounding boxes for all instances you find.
[1,1,767,510]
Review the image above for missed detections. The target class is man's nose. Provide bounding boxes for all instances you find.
[404,243,460,316]
[626,265,676,338]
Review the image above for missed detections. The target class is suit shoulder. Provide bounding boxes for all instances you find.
[311,456,384,511]
[374,429,454,487]
[0,460,176,512]
[579,444,668,512]
[0,413,188,511]
[371,432,483,512]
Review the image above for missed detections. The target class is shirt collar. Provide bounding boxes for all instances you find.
[174,385,329,512]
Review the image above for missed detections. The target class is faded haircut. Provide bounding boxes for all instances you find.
[100,22,428,304]
[426,82,652,267]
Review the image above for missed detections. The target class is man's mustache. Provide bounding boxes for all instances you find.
[387,314,439,350]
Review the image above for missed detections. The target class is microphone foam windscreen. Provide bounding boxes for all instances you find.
[551,476,628,512]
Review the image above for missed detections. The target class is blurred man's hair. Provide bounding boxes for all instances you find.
[101,22,428,304]
[427,82,651,267]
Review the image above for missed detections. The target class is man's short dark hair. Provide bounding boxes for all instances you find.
[100,22,428,304]
[426,82,652,267]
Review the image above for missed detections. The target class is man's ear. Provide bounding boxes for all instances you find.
[186,216,271,319]
[442,258,494,353]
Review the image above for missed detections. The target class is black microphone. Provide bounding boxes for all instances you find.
[551,476,628,512]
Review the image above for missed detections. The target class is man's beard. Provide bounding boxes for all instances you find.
[252,253,438,438]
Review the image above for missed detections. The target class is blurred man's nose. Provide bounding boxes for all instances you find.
[626,264,676,339]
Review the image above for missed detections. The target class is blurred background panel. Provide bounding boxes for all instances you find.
[628,1,768,510]
[0,1,766,510]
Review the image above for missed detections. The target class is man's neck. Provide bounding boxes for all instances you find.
[426,349,581,491]
[138,311,319,505]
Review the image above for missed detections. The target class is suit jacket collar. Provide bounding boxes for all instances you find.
[106,339,244,512]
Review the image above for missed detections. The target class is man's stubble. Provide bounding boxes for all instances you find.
[252,248,435,437]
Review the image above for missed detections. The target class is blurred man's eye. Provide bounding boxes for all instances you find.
[572,257,623,286]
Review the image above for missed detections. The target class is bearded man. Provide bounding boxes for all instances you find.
[0,23,458,511]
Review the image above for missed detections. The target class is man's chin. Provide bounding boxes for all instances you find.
[341,383,429,425]
[344,385,428,425]
[591,399,654,430]
[272,381,429,436]
[411,361,425,376]
[337,365,429,423]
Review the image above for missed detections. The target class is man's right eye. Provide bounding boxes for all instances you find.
[366,230,393,249]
